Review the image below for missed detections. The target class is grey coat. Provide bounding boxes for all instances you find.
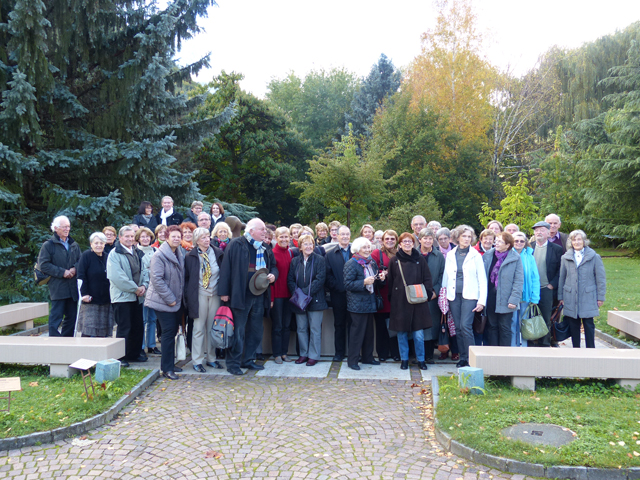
[558,247,606,319]
[483,248,524,314]
[144,242,185,312]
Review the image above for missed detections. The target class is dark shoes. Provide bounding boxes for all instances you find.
[206,361,223,369]
[148,347,161,355]
[418,361,428,370]
[456,360,470,368]
[256,353,265,361]
[332,354,344,362]
[216,348,226,359]
[306,359,318,366]
[400,360,409,370]
[363,360,380,366]
[193,364,206,373]
[163,371,178,380]
[348,364,360,370]
[132,355,148,362]
[228,367,244,376]
[451,353,460,362]
[120,360,130,368]
[425,358,435,365]
[241,361,264,370]
[295,356,309,364]
[392,356,401,362]
[173,366,183,373]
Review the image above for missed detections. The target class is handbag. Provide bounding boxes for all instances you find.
[551,303,571,342]
[289,257,314,312]
[521,303,549,341]
[473,311,487,334]
[175,325,186,361]
[437,314,450,353]
[397,260,428,304]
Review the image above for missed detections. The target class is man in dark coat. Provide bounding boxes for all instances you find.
[219,218,278,375]
[37,216,82,337]
[531,221,563,347]
[155,196,184,226]
[546,214,569,253]
[325,225,352,362]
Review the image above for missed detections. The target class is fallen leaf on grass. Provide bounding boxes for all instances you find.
[29,382,38,387]
[635,451,640,457]
[619,441,626,446]
[204,450,223,459]
[545,414,551,418]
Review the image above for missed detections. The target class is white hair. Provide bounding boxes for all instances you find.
[427,220,442,231]
[161,196,173,204]
[545,213,561,224]
[338,225,351,235]
[51,215,70,232]
[198,212,211,221]
[89,232,107,244]
[411,215,426,225]
[212,221,231,237]
[568,229,590,249]
[351,236,371,255]
[118,225,135,237]
[246,218,263,233]
[192,227,211,246]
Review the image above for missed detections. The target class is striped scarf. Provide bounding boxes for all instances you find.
[245,232,266,269]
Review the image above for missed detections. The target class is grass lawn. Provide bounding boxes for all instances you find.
[0,364,150,439]
[435,375,640,468]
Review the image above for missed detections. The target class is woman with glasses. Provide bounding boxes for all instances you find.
[482,232,523,347]
[511,232,540,346]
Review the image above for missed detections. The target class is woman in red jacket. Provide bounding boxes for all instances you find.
[270,226,296,364]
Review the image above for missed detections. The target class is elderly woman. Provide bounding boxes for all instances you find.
[486,220,504,236]
[271,227,296,364]
[436,227,455,257]
[558,230,606,348]
[133,201,159,232]
[136,227,160,354]
[373,230,384,250]
[512,231,540,347]
[186,201,203,224]
[211,221,231,251]
[145,225,185,380]
[180,222,196,254]
[418,228,446,363]
[102,226,117,255]
[442,225,487,368]
[210,202,226,228]
[359,224,375,243]
[482,232,524,347]
[328,221,341,243]
[184,227,224,372]
[152,224,167,248]
[371,229,400,362]
[388,232,434,370]
[289,223,303,248]
[287,234,327,366]
[315,222,329,246]
[474,229,495,255]
[76,232,114,337]
[344,237,386,370]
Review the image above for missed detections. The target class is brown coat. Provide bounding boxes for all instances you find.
[387,249,433,332]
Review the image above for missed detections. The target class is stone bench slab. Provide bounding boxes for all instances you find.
[0,303,48,330]
[0,337,125,377]
[608,310,640,339]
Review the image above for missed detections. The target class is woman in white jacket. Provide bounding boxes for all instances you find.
[442,225,487,368]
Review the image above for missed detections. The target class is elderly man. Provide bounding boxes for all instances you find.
[186,201,204,224]
[37,216,82,337]
[107,226,149,367]
[155,196,184,226]
[219,218,278,375]
[197,212,212,231]
[411,215,426,248]
[546,214,569,253]
[505,224,519,235]
[530,221,563,347]
[325,225,352,361]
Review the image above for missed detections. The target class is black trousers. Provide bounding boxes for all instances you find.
[331,291,351,357]
[373,312,399,359]
[529,286,554,347]
[486,310,513,346]
[270,297,292,357]
[567,316,595,348]
[49,298,78,337]
[348,312,375,366]
[155,310,180,373]
[113,301,144,360]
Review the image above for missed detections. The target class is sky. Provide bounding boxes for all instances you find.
[177,0,640,98]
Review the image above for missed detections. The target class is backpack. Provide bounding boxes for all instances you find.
[210,305,234,349]
[34,241,55,286]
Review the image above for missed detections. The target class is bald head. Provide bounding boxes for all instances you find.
[246,218,266,242]
[545,214,561,236]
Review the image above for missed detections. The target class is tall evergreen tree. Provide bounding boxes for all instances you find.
[0,0,232,300]
[344,54,401,138]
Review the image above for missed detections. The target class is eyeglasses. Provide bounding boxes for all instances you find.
[514,240,526,243]
[400,240,414,245]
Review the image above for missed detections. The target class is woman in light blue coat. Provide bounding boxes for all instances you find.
[511,232,540,347]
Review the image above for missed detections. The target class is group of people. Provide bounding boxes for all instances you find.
[37,199,607,379]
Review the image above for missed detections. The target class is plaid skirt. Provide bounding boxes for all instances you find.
[77,303,114,337]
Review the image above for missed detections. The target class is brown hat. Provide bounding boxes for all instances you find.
[249,268,270,296]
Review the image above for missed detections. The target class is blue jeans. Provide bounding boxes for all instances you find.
[49,298,78,337]
[511,302,529,347]
[142,306,157,350]
[398,329,425,361]
[228,294,265,370]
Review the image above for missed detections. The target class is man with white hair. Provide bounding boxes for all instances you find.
[155,196,183,226]
[411,215,426,248]
[545,214,569,253]
[37,216,82,336]
[219,218,278,375]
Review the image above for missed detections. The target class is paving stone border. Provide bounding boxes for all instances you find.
[0,368,159,452]
[431,376,640,480]
[595,327,637,350]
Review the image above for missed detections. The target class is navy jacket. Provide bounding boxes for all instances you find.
[325,244,352,293]
[77,249,111,304]
[343,258,379,314]
[184,246,224,319]
[37,234,81,301]
[287,253,328,313]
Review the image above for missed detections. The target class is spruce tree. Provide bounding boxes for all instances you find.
[0,0,232,300]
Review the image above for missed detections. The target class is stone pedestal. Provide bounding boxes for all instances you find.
[95,359,121,383]
[458,366,484,395]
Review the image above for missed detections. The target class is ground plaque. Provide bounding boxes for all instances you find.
[501,423,576,447]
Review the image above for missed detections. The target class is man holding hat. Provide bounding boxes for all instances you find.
[530,220,563,347]
[219,218,277,375]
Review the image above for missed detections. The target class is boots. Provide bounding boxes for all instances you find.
[425,340,436,364]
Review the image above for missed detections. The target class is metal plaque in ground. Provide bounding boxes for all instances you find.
[501,422,577,447]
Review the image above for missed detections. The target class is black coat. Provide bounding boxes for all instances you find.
[532,241,563,297]
[185,210,199,225]
[388,249,434,332]
[343,257,379,314]
[184,246,224,319]
[155,211,184,227]
[77,249,111,304]
[287,253,327,313]
[37,234,81,301]
[325,245,352,292]
[133,214,159,232]
[218,236,278,310]
[211,213,226,228]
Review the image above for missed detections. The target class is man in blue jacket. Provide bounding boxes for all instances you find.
[325,225,352,362]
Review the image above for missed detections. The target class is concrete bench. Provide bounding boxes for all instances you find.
[469,346,640,391]
[608,310,640,340]
[0,303,48,331]
[0,337,125,378]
